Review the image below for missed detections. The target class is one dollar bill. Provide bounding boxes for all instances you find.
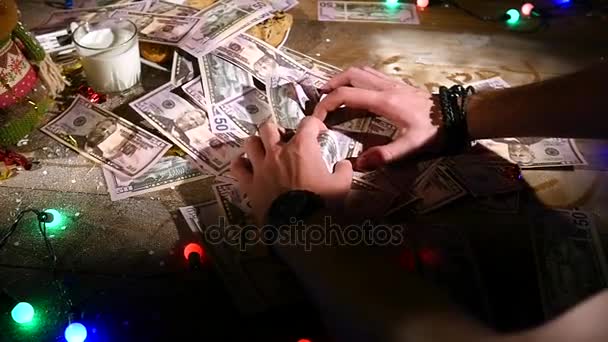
[41,95,171,178]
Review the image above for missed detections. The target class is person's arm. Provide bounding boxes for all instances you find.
[312,63,608,170]
[467,63,608,140]
[230,118,494,342]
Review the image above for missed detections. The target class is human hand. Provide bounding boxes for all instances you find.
[313,66,443,170]
[230,117,353,224]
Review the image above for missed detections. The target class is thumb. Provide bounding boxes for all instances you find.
[333,159,354,185]
[356,137,420,170]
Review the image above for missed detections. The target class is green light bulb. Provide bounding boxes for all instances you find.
[386,0,399,8]
[11,302,35,324]
[43,209,64,229]
[506,9,520,25]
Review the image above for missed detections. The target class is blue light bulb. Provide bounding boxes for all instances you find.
[65,322,87,342]
[11,302,35,324]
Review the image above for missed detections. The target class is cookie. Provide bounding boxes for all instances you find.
[139,42,173,64]
[247,12,293,48]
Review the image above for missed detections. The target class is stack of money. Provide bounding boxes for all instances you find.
[38,0,592,314]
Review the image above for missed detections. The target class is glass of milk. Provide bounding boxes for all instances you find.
[73,19,141,93]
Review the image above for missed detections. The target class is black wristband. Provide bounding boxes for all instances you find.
[439,85,475,154]
[266,190,325,227]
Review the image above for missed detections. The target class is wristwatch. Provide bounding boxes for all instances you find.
[266,190,325,226]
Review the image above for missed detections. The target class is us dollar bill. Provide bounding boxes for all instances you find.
[530,209,608,318]
[109,10,201,45]
[266,71,309,130]
[145,0,203,16]
[318,1,419,25]
[412,165,467,214]
[199,54,254,108]
[332,116,399,139]
[212,175,254,225]
[129,82,246,174]
[179,200,270,314]
[444,155,523,197]
[281,46,342,84]
[267,0,299,11]
[181,76,208,109]
[35,2,149,32]
[178,0,273,58]
[102,155,211,201]
[171,50,197,86]
[466,76,510,92]
[41,95,171,178]
[215,88,272,135]
[214,33,308,84]
[474,138,587,168]
[318,130,362,172]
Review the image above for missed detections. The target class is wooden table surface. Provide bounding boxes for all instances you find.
[2,0,608,340]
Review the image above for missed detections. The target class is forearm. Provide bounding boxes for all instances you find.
[466,63,608,140]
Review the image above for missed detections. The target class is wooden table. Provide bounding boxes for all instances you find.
[2,0,608,340]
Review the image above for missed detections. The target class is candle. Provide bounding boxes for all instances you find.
[73,19,140,93]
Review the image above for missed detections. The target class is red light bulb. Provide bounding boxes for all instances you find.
[298,339,312,342]
[417,0,429,8]
[521,3,534,16]
[418,247,442,267]
[184,243,204,261]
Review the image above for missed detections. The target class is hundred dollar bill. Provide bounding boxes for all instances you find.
[281,46,341,83]
[102,155,211,201]
[318,1,419,25]
[34,2,149,32]
[530,209,608,318]
[181,76,207,109]
[178,0,273,58]
[146,0,203,16]
[214,33,308,84]
[318,130,362,172]
[199,54,254,108]
[41,95,171,178]
[171,50,196,85]
[412,165,467,214]
[129,82,246,174]
[474,138,587,168]
[215,88,272,135]
[109,10,201,45]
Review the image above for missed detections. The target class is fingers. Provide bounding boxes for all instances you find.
[356,137,421,170]
[244,136,265,167]
[313,87,382,121]
[230,156,253,185]
[333,159,353,186]
[322,67,395,92]
[362,66,406,85]
[258,121,281,149]
[294,116,327,142]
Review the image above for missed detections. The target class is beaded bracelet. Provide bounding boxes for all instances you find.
[438,84,475,154]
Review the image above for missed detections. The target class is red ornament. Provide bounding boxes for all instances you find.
[76,85,106,104]
[0,148,32,170]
